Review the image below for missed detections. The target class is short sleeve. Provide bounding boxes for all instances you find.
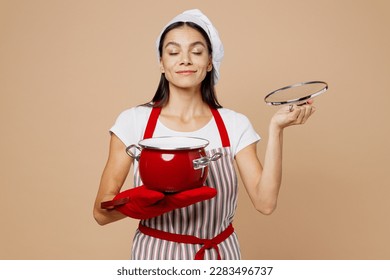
[233,112,261,155]
[109,106,150,147]
[215,108,260,157]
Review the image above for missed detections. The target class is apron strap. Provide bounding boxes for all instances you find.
[143,106,161,139]
[210,108,230,147]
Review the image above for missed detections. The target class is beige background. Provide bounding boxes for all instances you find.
[1,0,389,259]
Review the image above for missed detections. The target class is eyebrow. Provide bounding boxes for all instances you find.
[164,41,207,49]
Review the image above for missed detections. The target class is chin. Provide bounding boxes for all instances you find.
[171,81,202,90]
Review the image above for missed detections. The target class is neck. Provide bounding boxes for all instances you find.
[163,87,209,119]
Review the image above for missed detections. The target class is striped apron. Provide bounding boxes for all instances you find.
[131,106,240,260]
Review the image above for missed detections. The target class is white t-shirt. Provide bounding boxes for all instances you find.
[110,106,261,157]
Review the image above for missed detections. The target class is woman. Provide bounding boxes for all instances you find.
[93,9,315,260]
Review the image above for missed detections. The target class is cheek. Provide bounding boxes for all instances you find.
[199,57,212,71]
[199,61,212,75]
[161,58,177,72]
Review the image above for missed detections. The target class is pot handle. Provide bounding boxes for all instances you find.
[101,197,130,209]
[126,144,141,161]
[193,152,222,170]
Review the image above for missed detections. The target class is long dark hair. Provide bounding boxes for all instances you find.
[148,21,222,109]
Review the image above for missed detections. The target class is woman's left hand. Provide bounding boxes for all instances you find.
[270,101,316,129]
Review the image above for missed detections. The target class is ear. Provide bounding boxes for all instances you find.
[159,60,165,73]
[207,59,213,72]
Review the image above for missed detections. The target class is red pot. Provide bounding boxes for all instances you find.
[126,137,221,192]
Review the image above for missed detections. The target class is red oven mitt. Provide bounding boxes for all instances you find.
[101,185,217,220]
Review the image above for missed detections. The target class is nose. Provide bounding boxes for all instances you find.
[180,52,192,65]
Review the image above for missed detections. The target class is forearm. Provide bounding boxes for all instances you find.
[255,123,284,214]
[93,177,128,225]
[94,205,127,226]
[93,133,133,225]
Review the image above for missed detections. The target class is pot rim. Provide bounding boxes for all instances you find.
[138,136,209,151]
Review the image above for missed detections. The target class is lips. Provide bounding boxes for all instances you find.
[176,70,197,75]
